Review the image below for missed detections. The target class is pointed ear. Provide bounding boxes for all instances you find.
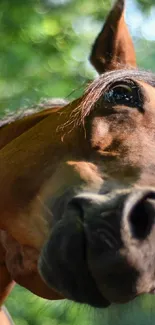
[90,0,137,74]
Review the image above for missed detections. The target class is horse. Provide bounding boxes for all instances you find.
[1,0,155,317]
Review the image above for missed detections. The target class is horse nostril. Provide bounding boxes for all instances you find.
[129,197,155,240]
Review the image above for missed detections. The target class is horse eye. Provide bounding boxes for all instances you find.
[102,81,144,112]
[104,84,133,104]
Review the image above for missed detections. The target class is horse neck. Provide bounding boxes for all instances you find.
[0,105,63,150]
[0,99,89,220]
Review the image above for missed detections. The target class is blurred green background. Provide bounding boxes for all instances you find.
[1,0,155,324]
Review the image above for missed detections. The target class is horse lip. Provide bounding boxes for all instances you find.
[39,242,111,308]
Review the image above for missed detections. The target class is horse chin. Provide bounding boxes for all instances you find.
[38,217,110,308]
[38,219,137,307]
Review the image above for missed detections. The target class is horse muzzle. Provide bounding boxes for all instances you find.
[39,187,155,307]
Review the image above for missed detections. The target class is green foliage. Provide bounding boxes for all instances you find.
[5,285,155,325]
[1,0,155,324]
[0,0,107,112]
[0,0,155,113]
[137,0,155,11]
[6,285,94,325]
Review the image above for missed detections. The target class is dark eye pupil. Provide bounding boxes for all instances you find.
[102,82,144,112]
[104,86,132,103]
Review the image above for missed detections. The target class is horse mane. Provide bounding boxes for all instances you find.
[0,98,69,129]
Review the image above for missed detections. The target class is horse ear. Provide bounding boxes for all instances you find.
[90,0,137,74]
